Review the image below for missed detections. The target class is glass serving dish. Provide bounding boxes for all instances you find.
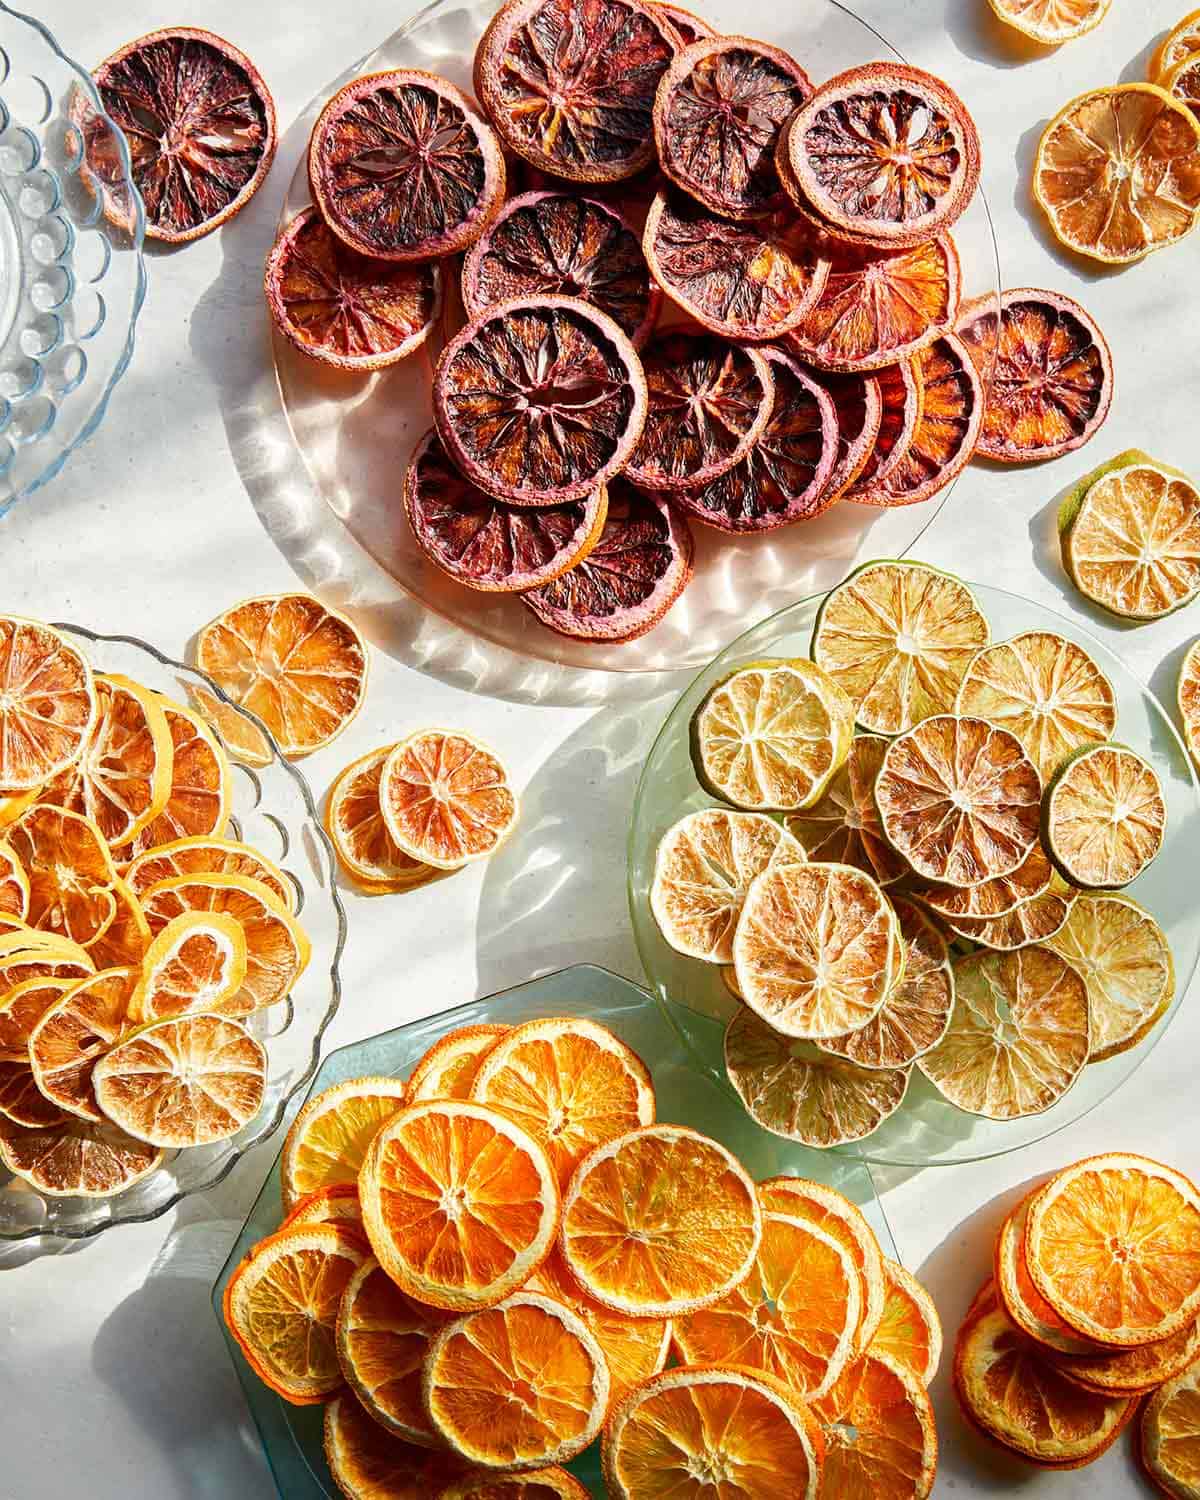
[0,625,346,1243]
[264,0,1001,681]
[0,4,146,515]
[212,963,895,1499]
[627,582,1200,1168]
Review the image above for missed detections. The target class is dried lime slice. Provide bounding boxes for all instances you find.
[1043,743,1166,889]
[944,888,1074,951]
[914,842,1053,923]
[1181,638,1200,768]
[784,735,906,886]
[812,560,989,735]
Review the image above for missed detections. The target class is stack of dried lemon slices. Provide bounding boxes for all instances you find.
[0,613,311,1199]
[649,558,1177,1147]
[224,1016,942,1500]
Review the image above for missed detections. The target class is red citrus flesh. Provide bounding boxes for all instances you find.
[309,69,506,262]
[433,293,647,506]
[956,288,1114,464]
[461,191,660,348]
[522,482,693,640]
[404,428,608,592]
[93,27,277,244]
[265,207,442,371]
[624,331,773,491]
[475,0,678,184]
[655,2,716,44]
[843,359,924,499]
[654,36,812,219]
[810,369,885,503]
[784,63,982,247]
[676,348,838,531]
[643,190,830,341]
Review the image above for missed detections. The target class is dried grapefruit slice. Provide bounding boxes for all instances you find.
[124,700,231,859]
[944,889,1074,951]
[310,70,505,262]
[1034,84,1200,263]
[875,715,1043,885]
[725,1007,910,1146]
[995,1188,1098,1356]
[843,360,923,500]
[1141,1358,1200,1497]
[784,64,981,246]
[407,1024,509,1102]
[28,968,132,1121]
[1157,11,1200,79]
[784,736,907,886]
[816,369,884,502]
[918,946,1090,1119]
[462,191,660,347]
[125,835,294,914]
[93,28,277,243]
[265,207,442,371]
[871,1260,942,1386]
[0,616,95,792]
[1180,639,1200,766]
[956,289,1113,463]
[0,1114,161,1197]
[380,730,517,870]
[1044,743,1165,888]
[9,804,122,947]
[559,1123,760,1316]
[280,1077,408,1209]
[811,560,990,736]
[326,746,435,893]
[811,1350,937,1500]
[987,0,1112,44]
[602,1365,823,1500]
[127,910,248,1023]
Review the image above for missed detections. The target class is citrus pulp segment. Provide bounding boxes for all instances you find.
[995,1189,1098,1356]
[1141,1358,1200,1499]
[125,835,295,914]
[1157,11,1200,79]
[9,804,122,947]
[325,747,435,893]
[844,360,924,499]
[1043,743,1166,888]
[784,735,907,886]
[28,968,132,1121]
[944,889,1074,951]
[871,1259,942,1386]
[0,1114,161,1197]
[280,1077,408,1209]
[987,0,1112,44]
[559,1123,760,1317]
[915,841,1053,922]
[406,1024,510,1102]
[0,616,95,792]
[124,701,231,858]
[127,910,247,1023]
[1181,639,1200,766]
[325,1393,468,1498]
[810,1350,937,1499]
[380,730,517,870]
[811,560,990,736]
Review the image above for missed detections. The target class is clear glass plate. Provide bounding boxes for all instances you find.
[267,0,1001,682]
[0,625,346,1243]
[627,583,1200,1168]
[212,963,895,1499]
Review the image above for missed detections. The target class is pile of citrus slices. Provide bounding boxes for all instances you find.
[0,614,312,1199]
[224,1014,942,1499]
[955,1152,1200,1488]
[649,558,1178,1146]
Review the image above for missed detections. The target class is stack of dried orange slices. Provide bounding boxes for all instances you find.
[955,1152,1200,1487]
[224,1013,942,1499]
[0,613,312,1200]
[649,557,1178,1148]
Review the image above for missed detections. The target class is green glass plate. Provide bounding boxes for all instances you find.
[212,964,894,1498]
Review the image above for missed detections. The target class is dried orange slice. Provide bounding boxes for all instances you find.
[380,731,517,871]
[602,1365,824,1500]
[559,1123,760,1317]
[844,360,924,501]
[93,1011,266,1147]
[1141,1357,1200,1497]
[195,593,369,759]
[1026,1153,1200,1347]
[987,0,1112,44]
[407,1024,509,1103]
[0,616,95,792]
[223,1222,369,1403]
[995,1188,1098,1356]
[1181,639,1200,766]
[440,1469,590,1500]
[423,1292,609,1470]
[360,1099,558,1311]
[325,1393,469,1499]
[945,888,1074,951]
[812,560,990,736]
[280,1076,408,1209]
[125,835,294,914]
[280,1183,364,1235]
[126,910,248,1024]
[650,809,806,964]
[956,289,1113,463]
[326,746,435,893]
[1058,1318,1200,1398]
[1034,84,1200,264]
[871,1259,942,1386]
[0,838,28,920]
[784,736,906,886]
[28,968,133,1121]
[1156,11,1200,80]
[876,715,1043,886]
[0,1114,161,1196]
[732,862,901,1039]
[124,700,231,859]
[8,804,123,947]
[673,1210,861,1399]
[1044,743,1166,888]
[725,1006,910,1147]
[86,877,151,971]
[811,1350,937,1499]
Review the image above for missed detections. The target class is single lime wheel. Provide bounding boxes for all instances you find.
[1043,743,1166,889]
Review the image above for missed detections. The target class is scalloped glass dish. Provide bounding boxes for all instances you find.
[627,583,1200,1168]
[0,4,146,515]
[268,0,1001,679]
[0,626,346,1243]
[212,963,895,1499]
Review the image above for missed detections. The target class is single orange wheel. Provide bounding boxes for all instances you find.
[126,910,247,1023]
[280,1076,408,1209]
[407,1024,510,1102]
[811,1351,937,1498]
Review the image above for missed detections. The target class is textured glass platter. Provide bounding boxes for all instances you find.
[213,964,895,1499]
[0,626,346,1243]
[627,584,1200,1167]
[267,0,1001,679]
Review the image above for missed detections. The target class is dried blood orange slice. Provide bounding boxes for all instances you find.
[325,746,435,893]
[462,191,660,348]
[434,294,646,507]
[1044,743,1166,889]
[843,360,923,500]
[811,1351,937,1499]
[654,36,812,219]
[783,64,981,247]
[93,28,277,244]
[625,331,772,492]
[0,616,96,793]
[784,735,907,886]
[815,369,884,502]
[522,484,693,642]
[655,2,714,45]
[956,289,1113,464]
[1141,1359,1200,1497]
[475,0,677,184]
[265,207,442,372]
[404,429,607,594]
[380,730,518,869]
[310,70,505,262]
[0,1114,161,1197]
[407,1024,510,1102]
[987,0,1112,44]
[784,236,960,374]
[677,349,838,532]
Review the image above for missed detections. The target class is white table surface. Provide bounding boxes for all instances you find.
[3,0,1199,1493]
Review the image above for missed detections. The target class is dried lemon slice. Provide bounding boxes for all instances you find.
[811,561,989,736]
[650,808,805,964]
[988,0,1111,45]
[691,658,853,811]
[784,735,906,886]
[1044,743,1166,888]
[1180,639,1200,767]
